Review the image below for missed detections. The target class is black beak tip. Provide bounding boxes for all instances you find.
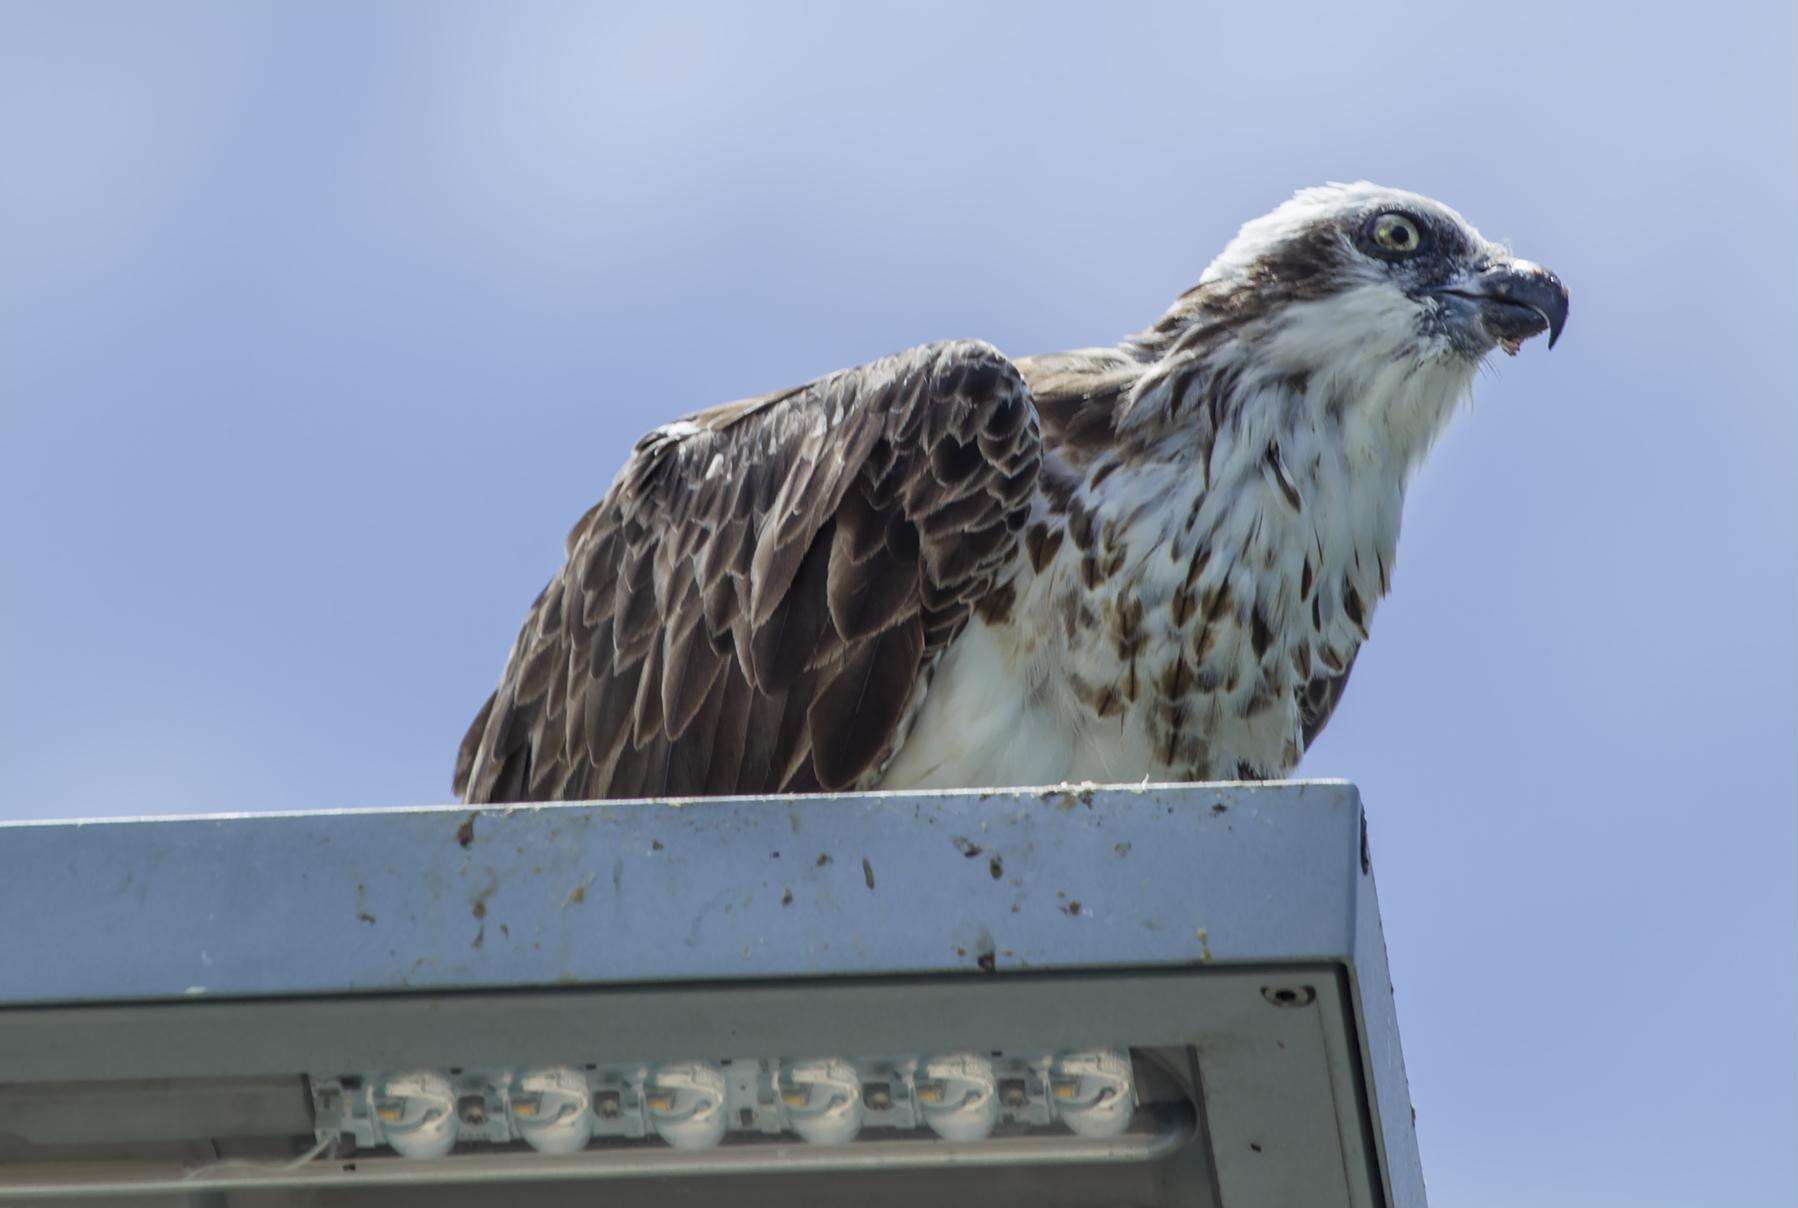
[1538,271,1569,350]
[1474,260,1569,353]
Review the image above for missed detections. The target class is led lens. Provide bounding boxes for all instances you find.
[371,1070,458,1160]
[778,1057,863,1145]
[915,1053,999,1142]
[644,1062,728,1149]
[507,1066,595,1155]
[1048,1049,1136,1138]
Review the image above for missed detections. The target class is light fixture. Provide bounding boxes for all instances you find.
[0,781,1424,1206]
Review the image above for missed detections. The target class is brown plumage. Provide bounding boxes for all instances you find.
[454,341,1040,803]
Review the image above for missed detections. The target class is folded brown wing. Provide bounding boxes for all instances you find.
[454,340,1042,803]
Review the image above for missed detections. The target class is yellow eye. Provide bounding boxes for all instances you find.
[1370,213,1422,255]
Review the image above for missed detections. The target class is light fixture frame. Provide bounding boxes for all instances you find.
[0,781,1425,1207]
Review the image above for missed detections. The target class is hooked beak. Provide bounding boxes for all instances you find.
[1434,260,1570,352]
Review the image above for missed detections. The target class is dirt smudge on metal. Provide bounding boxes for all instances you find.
[1040,784,1097,811]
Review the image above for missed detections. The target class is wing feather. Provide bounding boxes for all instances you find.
[454,340,1042,803]
[659,605,725,740]
[747,520,837,693]
[808,617,926,789]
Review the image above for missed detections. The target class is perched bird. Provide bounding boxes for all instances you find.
[455,183,1567,804]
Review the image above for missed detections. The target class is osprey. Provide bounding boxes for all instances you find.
[455,183,1568,804]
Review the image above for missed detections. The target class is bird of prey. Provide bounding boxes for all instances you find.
[455,183,1567,804]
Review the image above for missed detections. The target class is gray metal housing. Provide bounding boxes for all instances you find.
[0,780,1426,1207]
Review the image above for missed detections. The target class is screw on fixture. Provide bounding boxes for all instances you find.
[1260,985,1316,1009]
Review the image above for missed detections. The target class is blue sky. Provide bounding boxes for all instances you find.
[2,2,1793,1203]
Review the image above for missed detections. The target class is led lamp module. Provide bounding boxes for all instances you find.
[643,1062,729,1150]
[778,1057,864,1145]
[317,1050,1137,1158]
[915,1052,1002,1142]
[507,1066,596,1154]
[1050,1049,1136,1138]
[369,1071,458,1160]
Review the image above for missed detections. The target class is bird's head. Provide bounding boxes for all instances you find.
[1142,182,1569,465]
[1195,181,1568,366]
